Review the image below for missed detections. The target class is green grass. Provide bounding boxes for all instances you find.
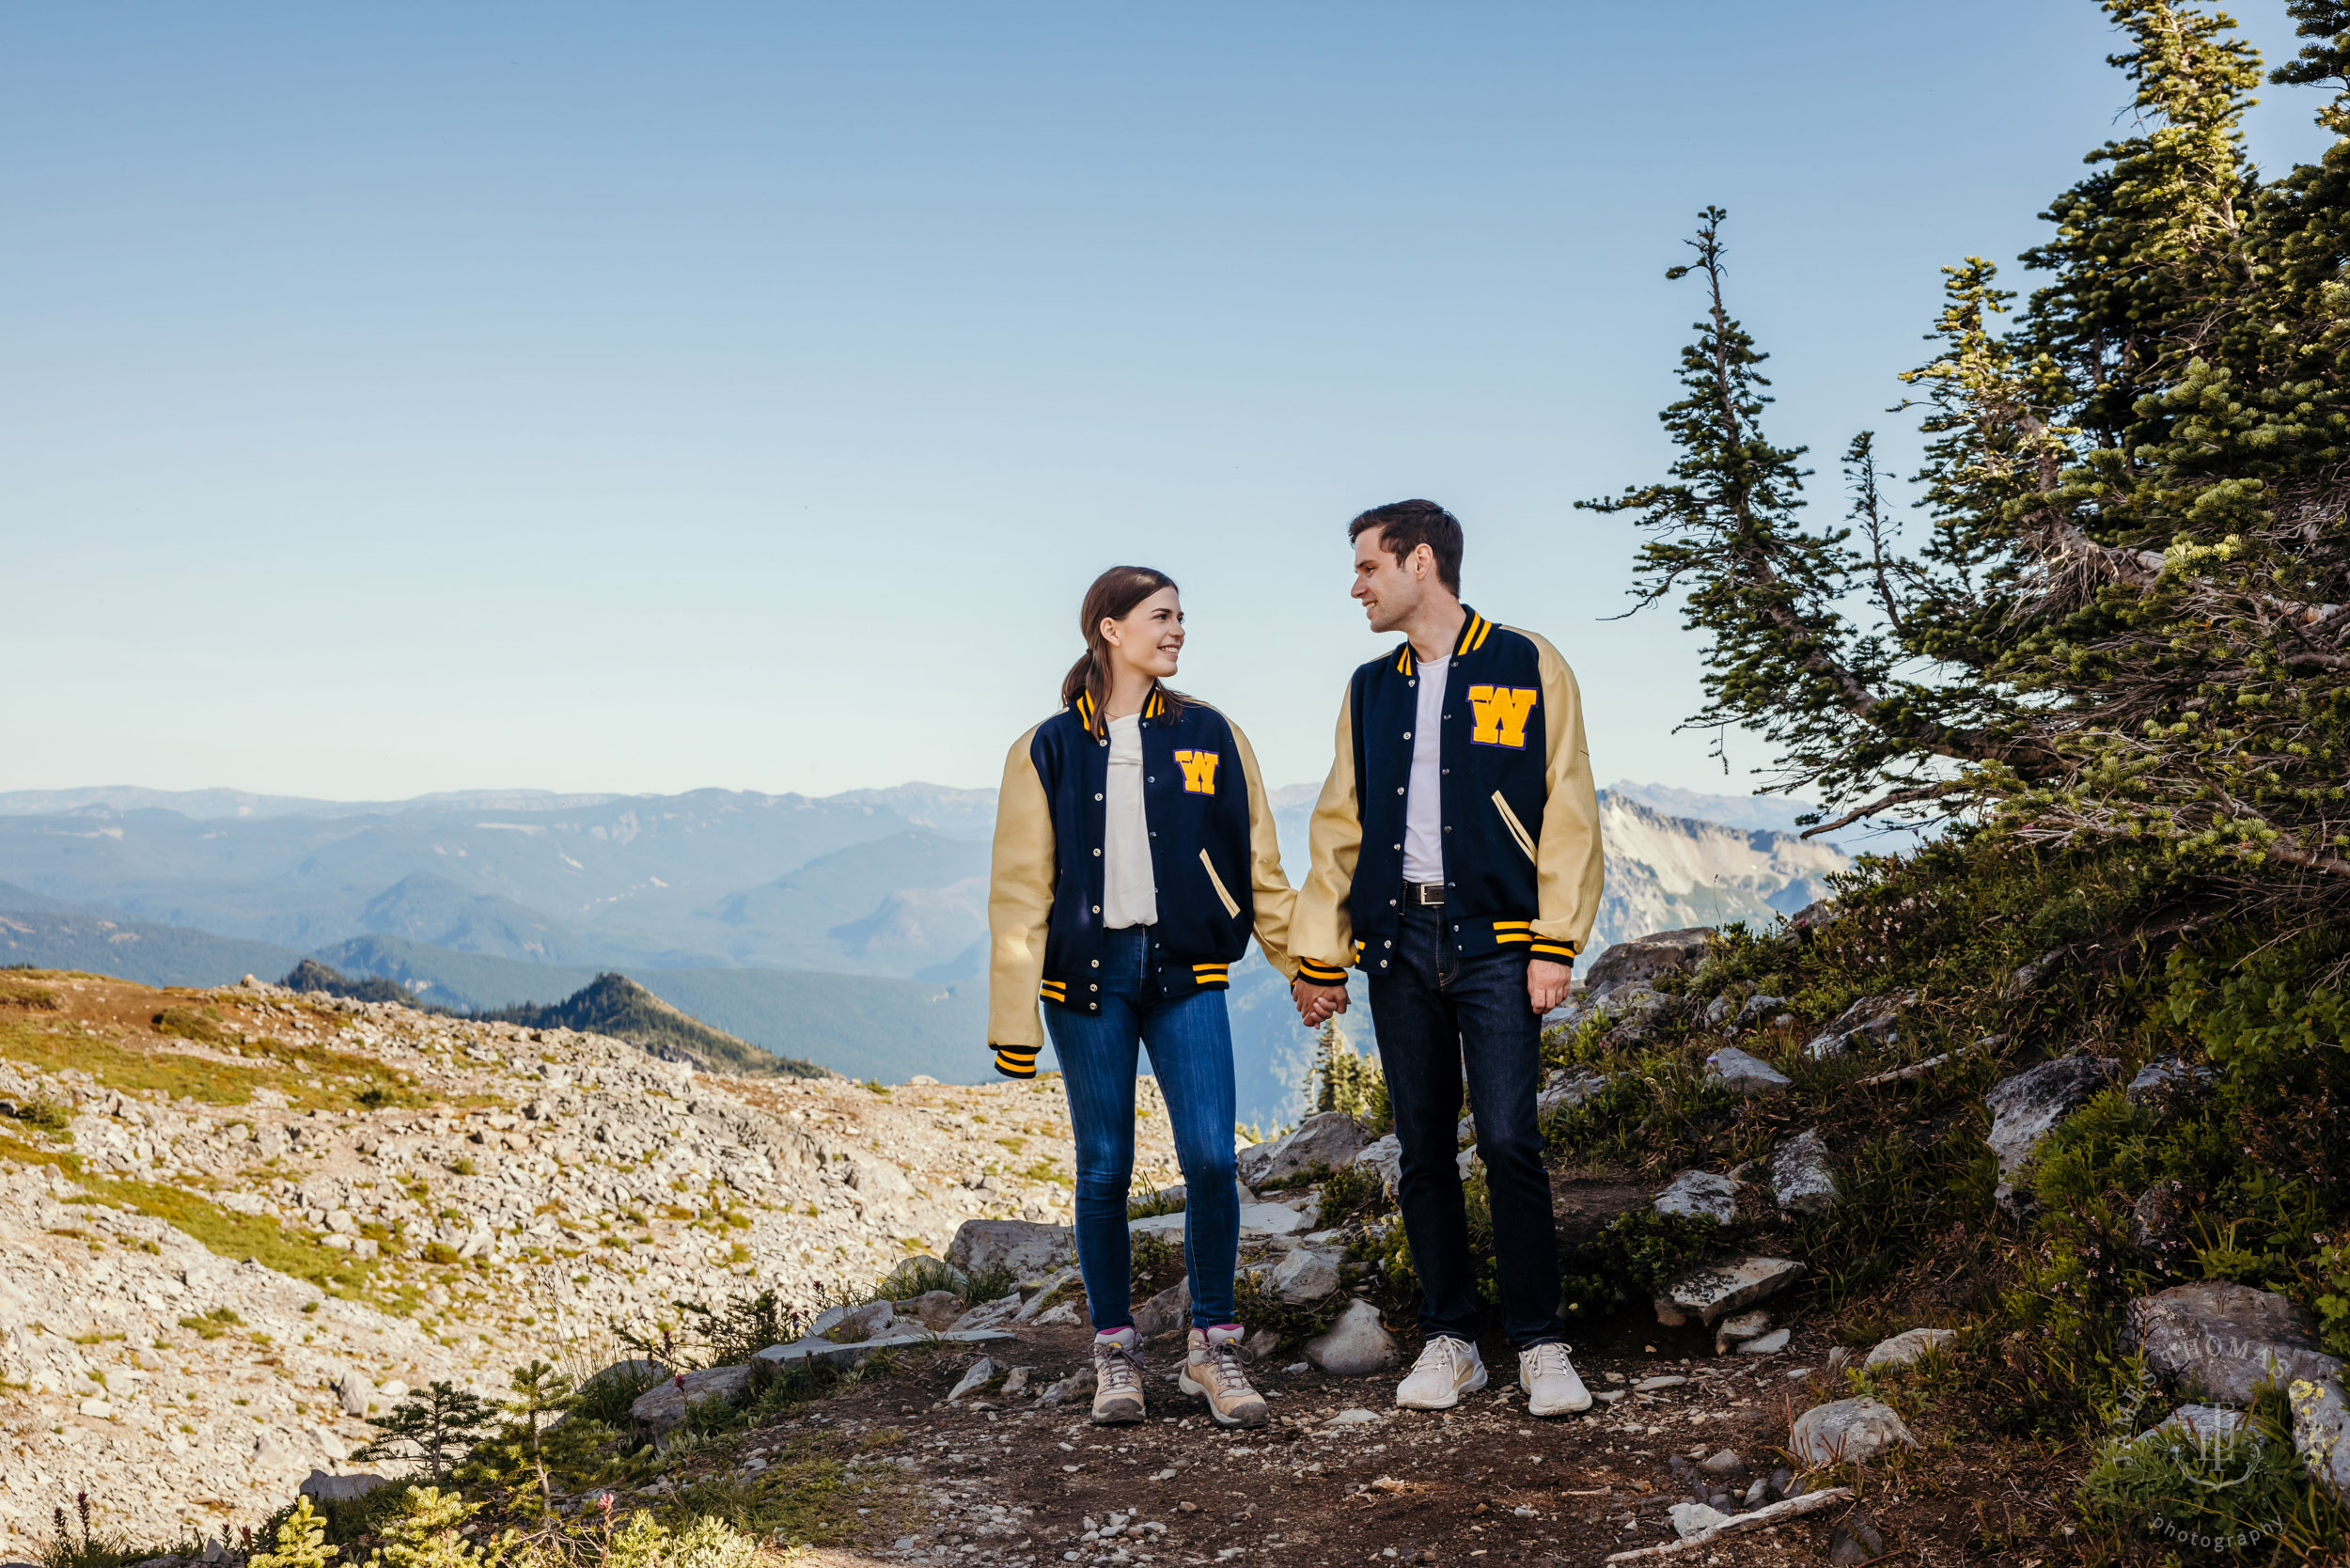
[0,1012,420,1113]
[70,1178,377,1297]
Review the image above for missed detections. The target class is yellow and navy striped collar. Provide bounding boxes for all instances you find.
[1392,606,1493,674]
[1072,685,1168,734]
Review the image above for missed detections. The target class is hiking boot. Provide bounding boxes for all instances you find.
[1395,1334,1487,1410]
[1518,1341,1591,1417]
[1179,1325,1268,1429]
[1090,1327,1146,1424]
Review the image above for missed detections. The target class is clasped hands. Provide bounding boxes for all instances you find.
[1291,957,1572,1026]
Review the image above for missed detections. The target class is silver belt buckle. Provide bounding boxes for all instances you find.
[1411,882,1445,907]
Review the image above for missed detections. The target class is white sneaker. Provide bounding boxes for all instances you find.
[1395,1335,1487,1409]
[1518,1342,1591,1416]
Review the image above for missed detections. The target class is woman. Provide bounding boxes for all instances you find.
[987,565,1299,1430]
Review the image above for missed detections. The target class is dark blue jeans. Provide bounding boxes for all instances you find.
[1369,905,1566,1349]
[1045,925,1240,1333]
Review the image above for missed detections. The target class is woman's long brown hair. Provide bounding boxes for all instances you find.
[1061,566,1188,739]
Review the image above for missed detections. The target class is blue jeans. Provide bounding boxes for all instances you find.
[1045,925,1240,1333]
[1368,905,1566,1349]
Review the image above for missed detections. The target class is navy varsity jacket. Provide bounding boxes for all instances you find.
[1293,606,1603,980]
[985,685,1297,1077]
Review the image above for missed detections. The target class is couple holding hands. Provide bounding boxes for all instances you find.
[986,498,1605,1431]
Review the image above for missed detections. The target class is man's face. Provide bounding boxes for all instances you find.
[1352,527,1430,635]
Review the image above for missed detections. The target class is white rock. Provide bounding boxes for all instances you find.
[1735,1328,1791,1356]
[1654,1256,1806,1326]
[948,1357,996,1403]
[1236,1111,1369,1187]
[1304,1300,1400,1376]
[1668,1503,1731,1538]
[1790,1398,1916,1466]
[1271,1248,1340,1305]
[1984,1055,2121,1209]
[1654,1170,1740,1226]
[1707,1047,1792,1098]
[1864,1327,1954,1372]
[2124,1281,2342,1405]
[1237,1202,1308,1236]
[1769,1129,1838,1217]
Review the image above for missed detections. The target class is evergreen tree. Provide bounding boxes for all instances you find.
[354,1381,501,1483]
[1588,0,2350,890]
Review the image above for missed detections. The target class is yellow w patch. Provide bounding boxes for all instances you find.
[1172,749,1221,794]
[1467,685,1538,748]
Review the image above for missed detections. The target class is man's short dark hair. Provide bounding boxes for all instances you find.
[1348,499,1463,595]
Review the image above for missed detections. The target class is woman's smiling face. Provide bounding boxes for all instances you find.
[1103,586,1184,678]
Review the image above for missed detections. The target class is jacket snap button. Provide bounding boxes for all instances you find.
[1388,899,1397,907]
[1396,787,1405,795]
[1402,732,1411,740]
[1393,844,1402,851]
[1091,985,1099,992]
[1385,939,1393,949]
[1444,826,1452,834]
[1091,960,1101,968]
[1441,768,1449,776]
[1148,776,1154,783]
[1092,905,1101,914]
[1094,848,1103,855]
[1095,793,1104,801]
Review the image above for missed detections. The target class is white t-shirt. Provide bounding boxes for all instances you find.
[1102,713,1159,929]
[1401,652,1449,885]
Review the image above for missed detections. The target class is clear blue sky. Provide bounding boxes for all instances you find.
[3,2,2335,800]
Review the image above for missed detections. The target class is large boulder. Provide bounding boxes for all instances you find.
[1237,1111,1370,1187]
[1583,929,1712,998]
[1769,1129,1839,1217]
[947,1219,1076,1278]
[1305,1299,1401,1375]
[2123,1282,2343,1406]
[629,1364,755,1437]
[1790,1398,1917,1467]
[1348,1133,1403,1194]
[1984,1055,2120,1209]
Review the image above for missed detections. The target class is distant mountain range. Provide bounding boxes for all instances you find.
[0,779,1853,1125]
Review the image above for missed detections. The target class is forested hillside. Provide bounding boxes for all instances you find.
[1556,0,2350,1547]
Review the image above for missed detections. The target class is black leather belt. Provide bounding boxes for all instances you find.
[1406,881,1446,907]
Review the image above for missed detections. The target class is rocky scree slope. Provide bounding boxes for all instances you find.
[0,972,1173,1556]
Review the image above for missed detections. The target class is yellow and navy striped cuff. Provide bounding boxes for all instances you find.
[1529,939,1575,963]
[1296,958,1348,984]
[993,1045,1040,1079]
[1192,963,1230,988]
[1040,979,1067,1005]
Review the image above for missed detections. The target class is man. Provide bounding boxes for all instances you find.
[1291,499,1605,1417]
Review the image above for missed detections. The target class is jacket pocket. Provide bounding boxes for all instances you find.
[1198,848,1242,918]
[1492,792,1538,863]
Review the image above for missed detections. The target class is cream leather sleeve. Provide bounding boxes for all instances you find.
[985,726,1055,1072]
[1229,720,1298,981]
[1528,633,1604,962]
[1291,684,1361,984]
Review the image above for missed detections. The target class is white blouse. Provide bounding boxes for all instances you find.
[1101,712,1159,929]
